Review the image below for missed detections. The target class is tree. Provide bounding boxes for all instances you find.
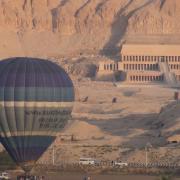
[157,174,174,180]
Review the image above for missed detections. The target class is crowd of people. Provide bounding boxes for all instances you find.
[17,175,45,180]
[83,175,91,180]
[17,174,92,180]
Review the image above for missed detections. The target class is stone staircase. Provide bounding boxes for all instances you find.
[158,62,179,88]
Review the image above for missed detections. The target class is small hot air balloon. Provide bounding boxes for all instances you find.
[0,57,74,172]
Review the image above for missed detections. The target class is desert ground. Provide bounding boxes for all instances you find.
[38,79,180,165]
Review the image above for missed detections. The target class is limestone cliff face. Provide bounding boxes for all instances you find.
[0,0,179,58]
[0,0,127,33]
[128,0,180,34]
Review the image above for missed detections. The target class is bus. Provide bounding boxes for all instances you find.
[79,158,99,165]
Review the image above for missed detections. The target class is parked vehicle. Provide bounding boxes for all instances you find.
[79,158,99,165]
[114,161,128,167]
[0,172,10,180]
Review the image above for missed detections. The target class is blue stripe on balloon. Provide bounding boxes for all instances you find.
[0,136,55,162]
[0,57,73,87]
[0,87,74,101]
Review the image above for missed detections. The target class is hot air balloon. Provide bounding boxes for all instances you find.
[0,57,74,172]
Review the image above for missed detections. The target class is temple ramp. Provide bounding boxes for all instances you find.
[158,62,179,87]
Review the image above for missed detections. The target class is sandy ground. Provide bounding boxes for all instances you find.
[38,81,180,165]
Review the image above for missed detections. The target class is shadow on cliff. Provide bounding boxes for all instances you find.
[100,0,154,58]
[51,0,69,31]
[153,101,180,138]
[81,101,180,147]
[85,113,158,136]
[160,0,166,10]
[74,0,91,17]
[83,112,166,148]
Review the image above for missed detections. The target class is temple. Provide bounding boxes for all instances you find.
[97,44,180,85]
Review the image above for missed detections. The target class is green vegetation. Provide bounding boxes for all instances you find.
[157,174,174,180]
[0,151,16,170]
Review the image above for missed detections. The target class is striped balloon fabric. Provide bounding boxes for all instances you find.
[0,57,74,172]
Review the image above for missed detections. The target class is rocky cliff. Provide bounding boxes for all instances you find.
[0,0,179,58]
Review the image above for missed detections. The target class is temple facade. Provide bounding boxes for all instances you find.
[97,44,180,84]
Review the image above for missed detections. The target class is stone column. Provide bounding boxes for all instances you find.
[142,76,144,82]
[139,76,141,81]
[129,64,131,70]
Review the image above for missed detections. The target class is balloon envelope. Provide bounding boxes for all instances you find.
[0,57,74,171]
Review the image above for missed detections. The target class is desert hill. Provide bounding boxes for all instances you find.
[156,101,180,142]
[0,0,180,59]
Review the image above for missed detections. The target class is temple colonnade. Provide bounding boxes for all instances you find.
[121,55,180,62]
[128,75,164,82]
[122,63,158,71]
